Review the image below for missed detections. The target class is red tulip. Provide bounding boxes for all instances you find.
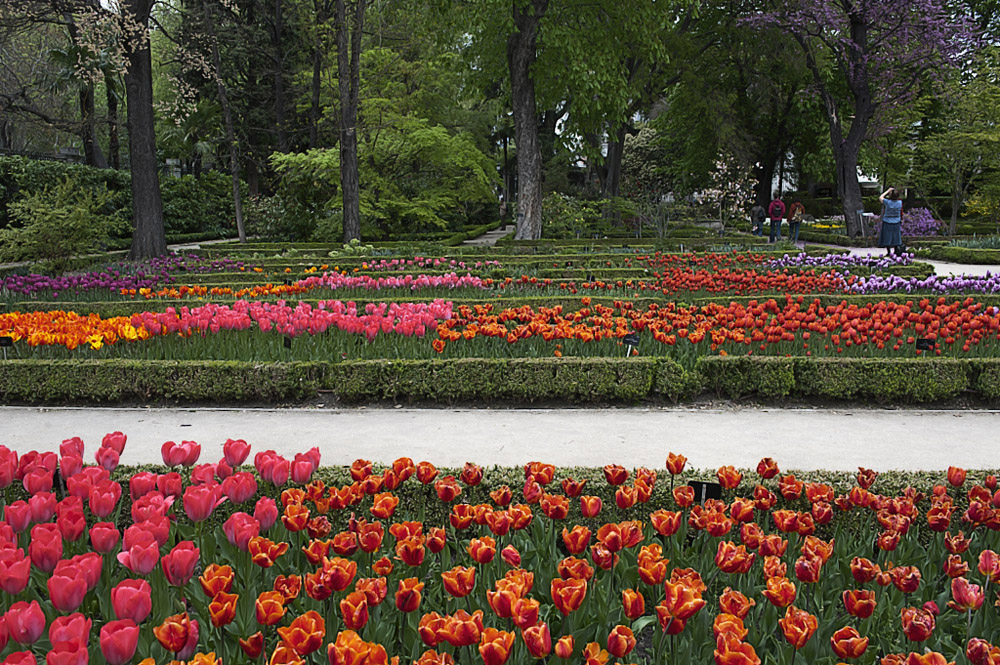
[183,484,222,523]
[111,579,152,623]
[161,541,199,587]
[779,605,817,649]
[6,601,45,645]
[161,440,200,467]
[901,606,936,642]
[28,523,62,573]
[947,466,967,487]
[254,496,279,531]
[99,620,139,665]
[0,548,30,594]
[223,439,251,466]
[606,626,635,659]
[830,626,869,659]
[665,453,687,475]
[222,472,257,504]
[947,577,984,611]
[46,562,88,612]
[4,501,30,533]
[116,530,159,575]
[94,447,119,473]
[842,589,876,619]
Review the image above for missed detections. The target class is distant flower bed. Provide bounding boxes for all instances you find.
[874,208,942,237]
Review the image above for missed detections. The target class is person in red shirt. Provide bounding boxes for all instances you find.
[768,194,786,243]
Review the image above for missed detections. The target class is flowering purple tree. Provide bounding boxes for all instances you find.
[760,0,974,237]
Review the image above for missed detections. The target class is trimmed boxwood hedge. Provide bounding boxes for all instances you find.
[914,245,1000,264]
[3,356,1000,405]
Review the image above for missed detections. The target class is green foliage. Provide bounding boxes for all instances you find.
[160,172,238,236]
[5,356,1000,406]
[271,118,498,241]
[542,193,610,238]
[0,177,118,273]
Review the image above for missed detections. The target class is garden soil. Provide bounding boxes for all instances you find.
[1,405,996,472]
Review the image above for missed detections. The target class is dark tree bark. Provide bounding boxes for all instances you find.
[272,0,288,152]
[203,0,246,242]
[105,75,120,169]
[78,84,107,167]
[507,0,549,240]
[335,0,365,243]
[309,38,322,149]
[123,0,167,259]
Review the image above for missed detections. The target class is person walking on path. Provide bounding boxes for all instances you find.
[787,200,805,244]
[768,194,786,243]
[750,203,766,237]
[878,187,904,255]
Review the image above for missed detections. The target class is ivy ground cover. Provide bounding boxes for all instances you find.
[1,435,999,665]
[5,249,1000,364]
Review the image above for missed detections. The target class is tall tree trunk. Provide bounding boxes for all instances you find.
[203,0,246,242]
[272,0,288,152]
[507,0,548,240]
[950,168,961,236]
[310,37,322,149]
[105,75,120,169]
[603,125,627,225]
[123,0,166,259]
[336,0,365,243]
[753,156,777,207]
[78,84,106,167]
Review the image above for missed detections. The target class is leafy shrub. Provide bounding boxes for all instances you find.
[160,172,238,236]
[0,176,120,272]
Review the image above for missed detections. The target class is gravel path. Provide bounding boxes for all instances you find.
[2,405,996,472]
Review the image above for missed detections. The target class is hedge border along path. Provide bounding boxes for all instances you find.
[2,356,1000,405]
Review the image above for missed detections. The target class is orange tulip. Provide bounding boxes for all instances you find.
[905,653,956,665]
[277,611,325,655]
[950,575,985,612]
[718,588,755,619]
[666,453,687,475]
[560,478,586,498]
[419,612,447,647]
[850,557,879,584]
[756,457,779,479]
[372,556,394,577]
[621,588,645,620]
[638,557,667,586]
[551,578,587,615]
[661,581,706,621]
[339,590,369,630]
[270,643,304,665]
[239,632,263,659]
[779,605,817,649]
[490,485,513,506]
[580,496,602,518]
[302,539,330,566]
[762,577,796,608]
[370,492,399,519]
[713,613,747,642]
[479,628,514,665]
[590,543,618,571]
[606,626,635,659]
[554,635,574,659]
[830,626,869,659]
[581,642,609,665]
[434,476,462,502]
[441,609,484,647]
[442,566,476,598]
[669,568,706,593]
[717,466,742,490]
[942,554,969,578]
[468,537,497,564]
[396,536,426,567]
[541,494,570,519]
[199,564,234,598]
[522,622,551,659]
[511,597,540,630]
[153,613,194,653]
[842,589,876,619]
[729,497,755,523]
[562,526,592,554]
[557,556,594,581]
[715,541,755,574]
[449,505,475,530]
[460,462,483,486]
[416,462,438,484]
[794,555,822,584]
[395,578,424,612]
[603,465,628,486]
[900,607,935,642]
[672,486,694,507]
[486,511,511,536]
[713,633,760,665]
[947,466,967,487]
[256,591,287,626]
[208,591,239,628]
[354,577,388,607]
[273,574,301,602]
[326,630,375,665]
[891,566,922,594]
[356,521,384,553]
[282,503,310,532]
[249,536,289,568]
[763,555,787,579]
[414,651,454,665]
[649,510,682,537]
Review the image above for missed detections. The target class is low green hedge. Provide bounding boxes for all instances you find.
[914,245,1000,264]
[3,356,1000,405]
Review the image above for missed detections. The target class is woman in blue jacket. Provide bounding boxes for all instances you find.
[878,188,903,255]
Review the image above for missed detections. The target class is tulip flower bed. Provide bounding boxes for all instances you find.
[1,435,1000,665]
[6,296,1000,365]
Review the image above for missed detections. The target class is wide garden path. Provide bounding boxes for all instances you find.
[1,405,996,472]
